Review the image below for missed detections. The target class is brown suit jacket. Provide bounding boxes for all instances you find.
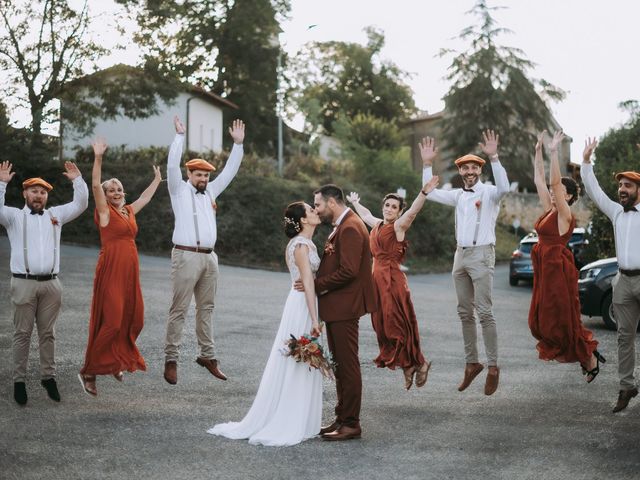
[315,209,377,322]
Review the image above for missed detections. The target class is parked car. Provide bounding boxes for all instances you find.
[578,257,619,330]
[508,228,589,286]
[508,233,538,286]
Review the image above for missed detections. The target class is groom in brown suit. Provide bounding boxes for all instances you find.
[310,184,377,441]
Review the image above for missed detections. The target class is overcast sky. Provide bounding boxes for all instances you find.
[281,0,640,163]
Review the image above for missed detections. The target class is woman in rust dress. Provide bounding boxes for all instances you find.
[347,175,439,390]
[528,130,604,382]
[78,138,162,396]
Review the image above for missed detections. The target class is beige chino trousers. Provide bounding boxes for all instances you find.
[10,277,63,382]
[452,245,498,366]
[164,248,219,362]
[612,272,640,391]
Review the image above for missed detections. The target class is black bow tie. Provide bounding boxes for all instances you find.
[462,187,475,193]
[195,190,206,195]
[623,206,638,213]
[30,209,44,215]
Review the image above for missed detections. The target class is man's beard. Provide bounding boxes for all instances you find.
[619,190,638,208]
[318,212,333,224]
[26,199,45,212]
[463,174,479,188]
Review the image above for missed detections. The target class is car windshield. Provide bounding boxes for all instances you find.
[569,233,584,244]
[519,242,535,254]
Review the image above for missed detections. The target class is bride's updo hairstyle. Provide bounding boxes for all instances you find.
[283,201,306,238]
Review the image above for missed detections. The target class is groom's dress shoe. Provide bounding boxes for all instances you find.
[322,424,361,441]
[41,378,61,402]
[613,387,638,413]
[458,363,484,391]
[14,382,27,406]
[164,361,177,385]
[196,357,227,381]
[319,420,341,435]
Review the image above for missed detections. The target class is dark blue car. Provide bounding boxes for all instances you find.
[578,257,618,330]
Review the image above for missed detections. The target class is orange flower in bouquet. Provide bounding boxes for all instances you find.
[283,334,335,379]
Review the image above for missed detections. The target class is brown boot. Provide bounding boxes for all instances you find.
[164,361,177,385]
[458,363,484,391]
[196,357,227,381]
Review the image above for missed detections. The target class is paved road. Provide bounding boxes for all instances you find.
[0,237,638,480]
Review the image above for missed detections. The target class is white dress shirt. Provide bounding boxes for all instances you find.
[167,133,244,249]
[0,177,89,274]
[422,160,509,247]
[581,163,640,269]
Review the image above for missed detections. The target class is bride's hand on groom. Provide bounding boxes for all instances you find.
[310,323,322,337]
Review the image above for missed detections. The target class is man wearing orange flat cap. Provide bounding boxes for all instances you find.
[419,131,509,396]
[0,160,88,405]
[162,116,245,385]
[582,138,640,413]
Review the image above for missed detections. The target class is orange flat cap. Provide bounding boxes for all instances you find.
[185,159,216,172]
[22,177,53,191]
[615,171,640,185]
[454,154,485,167]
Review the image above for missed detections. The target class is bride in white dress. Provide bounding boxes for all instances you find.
[207,201,323,446]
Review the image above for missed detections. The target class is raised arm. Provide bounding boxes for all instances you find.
[294,244,321,337]
[346,192,380,229]
[480,129,509,199]
[52,162,89,224]
[533,131,552,211]
[91,138,110,225]
[131,165,163,215]
[548,130,572,233]
[0,161,18,226]
[208,119,245,198]
[581,137,620,220]
[167,116,186,196]
[395,176,440,235]
[419,137,458,206]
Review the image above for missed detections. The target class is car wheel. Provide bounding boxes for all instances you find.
[601,292,617,331]
[509,276,518,286]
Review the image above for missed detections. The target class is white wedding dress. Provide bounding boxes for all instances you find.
[207,235,323,446]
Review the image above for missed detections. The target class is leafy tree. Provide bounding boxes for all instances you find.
[121,0,290,153]
[585,101,640,260]
[439,0,565,188]
[289,27,416,135]
[0,0,174,149]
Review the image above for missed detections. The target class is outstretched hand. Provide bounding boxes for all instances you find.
[346,192,360,204]
[422,175,439,195]
[549,130,565,152]
[0,161,15,183]
[174,116,186,135]
[479,130,499,158]
[62,161,81,181]
[91,137,108,157]
[152,165,162,182]
[229,119,245,144]
[583,137,598,164]
[419,137,438,167]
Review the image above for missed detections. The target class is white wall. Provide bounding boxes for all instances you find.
[62,92,225,157]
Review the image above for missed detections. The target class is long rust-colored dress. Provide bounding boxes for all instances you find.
[370,222,426,369]
[81,205,146,375]
[528,209,597,364]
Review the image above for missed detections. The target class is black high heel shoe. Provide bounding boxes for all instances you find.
[581,350,606,376]
[586,350,606,384]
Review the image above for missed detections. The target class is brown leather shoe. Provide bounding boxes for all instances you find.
[613,387,638,413]
[484,366,500,396]
[164,361,177,385]
[196,357,227,381]
[458,363,484,391]
[322,424,361,441]
[319,420,341,435]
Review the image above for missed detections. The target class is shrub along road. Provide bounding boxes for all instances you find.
[0,237,637,480]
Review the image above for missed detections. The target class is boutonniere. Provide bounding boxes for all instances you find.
[475,200,482,210]
[50,217,59,226]
[324,242,335,255]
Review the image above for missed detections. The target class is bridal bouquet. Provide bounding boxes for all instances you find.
[283,334,335,380]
